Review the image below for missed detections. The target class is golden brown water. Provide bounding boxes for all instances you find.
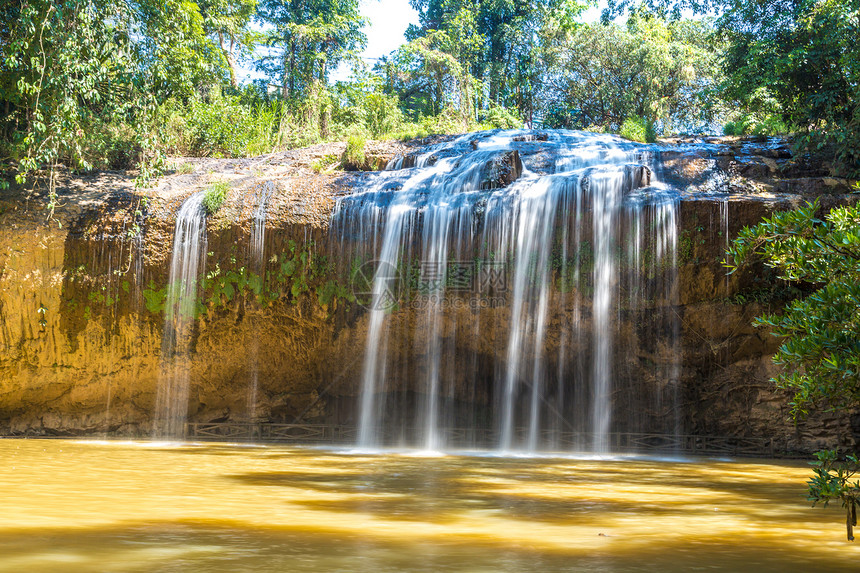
[1,440,858,572]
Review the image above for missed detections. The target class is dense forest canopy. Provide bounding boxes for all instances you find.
[1,0,859,197]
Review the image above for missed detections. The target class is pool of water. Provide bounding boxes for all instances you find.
[1,440,857,572]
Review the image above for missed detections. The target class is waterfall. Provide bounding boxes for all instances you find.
[333,130,680,452]
[721,195,730,294]
[154,192,207,439]
[247,182,273,423]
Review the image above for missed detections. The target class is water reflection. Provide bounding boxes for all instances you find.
[1,440,858,572]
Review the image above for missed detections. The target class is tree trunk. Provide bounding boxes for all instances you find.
[288,47,293,101]
[218,32,238,88]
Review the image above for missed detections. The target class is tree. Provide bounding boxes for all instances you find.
[256,0,366,102]
[603,0,860,176]
[718,0,860,176]
[199,0,259,88]
[407,0,591,121]
[538,12,720,132]
[726,199,860,540]
[1,0,229,199]
[377,29,477,123]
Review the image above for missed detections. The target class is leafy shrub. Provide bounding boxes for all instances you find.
[341,133,366,170]
[723,113,790,136]
[619,116,656,143]
[363,92,404,138]
[311,154,340,173]
[158,91,288,158]
[202,180,230,214]
[479,105,523,129]
[79,120,139,170]
[722,120,743,136]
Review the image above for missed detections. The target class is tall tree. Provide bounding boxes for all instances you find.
[407,0,590,119]
[377,16,480,122]
[199,0,259,88]
[538,11,719,131]
[256,0,366,102]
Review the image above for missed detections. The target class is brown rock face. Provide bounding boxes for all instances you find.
[480,150,523,189]
[0,133,857,453]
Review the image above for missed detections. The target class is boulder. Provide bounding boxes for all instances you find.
[480,150,523,189]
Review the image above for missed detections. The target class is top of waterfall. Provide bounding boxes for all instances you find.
[340,129,667,212]
[176,190,207,220]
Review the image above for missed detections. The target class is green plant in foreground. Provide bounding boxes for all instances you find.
[808,450,860,541]
[341,134,366,170]
[311,154,340,173]
[202,180,230,214]
[619,116,656,143]
[726,199,860,540]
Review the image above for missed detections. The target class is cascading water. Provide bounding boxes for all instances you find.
[721,195,730,294]
[246,182,273,422]
[154,191,207,438]
[333,130,681,452]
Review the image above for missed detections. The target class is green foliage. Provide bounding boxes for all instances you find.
[479,106,523,130]
[4,0,853,196]
[726,198,860,540]
[723,112,790,136]
[341,133,366,170]
[378,30,477,129]
[363,92,404,138]
[619,117,657,143]
[202,180,230,214]
[406,0,591,119]
[807,450,860,541]
[726,200,860,419]
[1,0,239,200]
[718,0,860,176]
[390,124,432,142]
[200,240,352,311]
[256,0,366,102]
[329,74,405,139]
[311,154,340,173]
[538,11,720,133]
[158,90,286,158]
[198,0,259,88]
[142,282,167,314]
[316,279,354,308]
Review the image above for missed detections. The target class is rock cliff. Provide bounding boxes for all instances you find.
[0,132,857,454]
